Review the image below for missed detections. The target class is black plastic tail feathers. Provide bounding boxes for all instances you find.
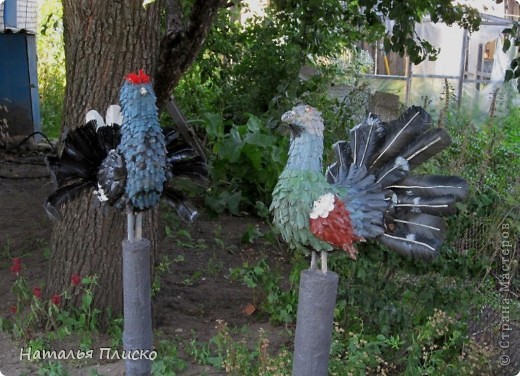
[330,106,468,260]
[368,106,432,170]
[162,186,199,222]
[163,127,208,181]
[96,149,126,207]
[45,120,110,220]
[45,123,208,221]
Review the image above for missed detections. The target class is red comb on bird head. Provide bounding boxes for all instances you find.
[125,69,151,84]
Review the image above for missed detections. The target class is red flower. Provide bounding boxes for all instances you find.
[9,306,17,314]
[12,258,21,265]
[33,287,42,299]
[10,262,22,275]
[51,294,61,306]
[70,274,81,286]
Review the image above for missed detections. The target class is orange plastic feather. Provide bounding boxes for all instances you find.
[309,197,361,259]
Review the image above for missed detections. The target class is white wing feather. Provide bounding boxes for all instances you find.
[86,110,105,129]
[105,105,123,127]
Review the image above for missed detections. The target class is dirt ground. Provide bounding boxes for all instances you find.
[0,151,292,376]
[1,150,519,376]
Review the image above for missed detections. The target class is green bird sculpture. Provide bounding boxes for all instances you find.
[270,104,468,273]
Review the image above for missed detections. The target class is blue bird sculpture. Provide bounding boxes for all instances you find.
[45,70,206,241]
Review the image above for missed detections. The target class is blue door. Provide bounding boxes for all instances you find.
[0,33,37,137]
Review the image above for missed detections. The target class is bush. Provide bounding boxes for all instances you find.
[326,100,518,373]
[37,0,65,138]
[201,113,288,215]
[174,2,369,123]
[230,93,518,373]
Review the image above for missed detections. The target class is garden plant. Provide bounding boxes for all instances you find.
[0,0,518,375]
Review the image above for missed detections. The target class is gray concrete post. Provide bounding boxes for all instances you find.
[122,239,153,376]
[292,269,339,376]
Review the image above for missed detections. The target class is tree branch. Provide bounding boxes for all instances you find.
[154,0,226,107]
[166,0,184,34]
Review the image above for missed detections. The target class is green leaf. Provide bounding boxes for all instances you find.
[204,112,224,140]
[505,69,514,82]
[176,229,192,241]
[206,356,223,367]
[219,139,242,162]
[242,145,263,170]
[383,37,392,53]
[82,294,93,308]
[255,201,270,218]
[246,115,262,132]
[226,191,242,215]
[503,38,511,53]
[241,224,264,244]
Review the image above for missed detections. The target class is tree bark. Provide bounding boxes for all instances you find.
[47,0,224,329]
[48,192,158,326]
[61,0,161,129]
[48,1,161,328]
[154,0,226,106]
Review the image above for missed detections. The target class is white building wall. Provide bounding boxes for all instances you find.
[16,0,38,31]
[0,2,5,30]
[0,0,38,32]
[456,0,505,17]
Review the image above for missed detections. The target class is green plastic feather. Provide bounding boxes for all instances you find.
[270,169,334,253]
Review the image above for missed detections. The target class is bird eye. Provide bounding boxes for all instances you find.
[140,87,148,96]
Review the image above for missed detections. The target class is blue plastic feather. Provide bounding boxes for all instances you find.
[118,79,167,211]
[44,71,208,222]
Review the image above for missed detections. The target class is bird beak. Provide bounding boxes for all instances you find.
[280,110,304,137]
[281,110,295,123]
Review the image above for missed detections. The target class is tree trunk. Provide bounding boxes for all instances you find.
[61,1,161,128]
[47,0,225,329]
[47,0,161,327]
[154,0,226,106]
[48,193,158,325]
